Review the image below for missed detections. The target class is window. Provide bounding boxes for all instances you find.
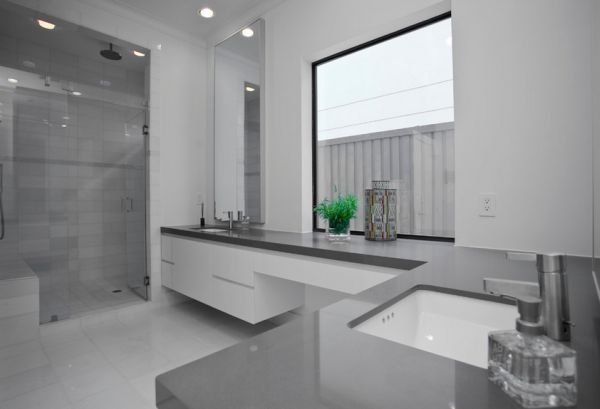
[312,13,454,239]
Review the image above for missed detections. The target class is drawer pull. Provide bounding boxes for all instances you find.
[212,274,254,290]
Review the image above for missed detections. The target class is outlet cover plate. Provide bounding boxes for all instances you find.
[479,193,497,217]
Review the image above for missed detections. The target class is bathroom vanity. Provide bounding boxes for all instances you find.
[160,226,432,323]
[157,227,600,409]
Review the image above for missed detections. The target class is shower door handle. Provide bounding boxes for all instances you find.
[121,197,133,213]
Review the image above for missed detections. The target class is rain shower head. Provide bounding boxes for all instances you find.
[100,43,122,61]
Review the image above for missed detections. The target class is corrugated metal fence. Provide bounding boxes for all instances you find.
[316,122,454,237]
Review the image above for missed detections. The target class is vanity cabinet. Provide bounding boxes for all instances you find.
[160,235,174,288]
[171,236,213,302]
[161,232,400,324]
[161,234,304,324]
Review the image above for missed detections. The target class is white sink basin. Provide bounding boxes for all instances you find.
[190,228,228,233]
[352,289,518,368]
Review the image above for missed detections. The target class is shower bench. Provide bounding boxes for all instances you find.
[0,257,39,348]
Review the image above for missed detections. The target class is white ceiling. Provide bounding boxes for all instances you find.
[109,0,276,39]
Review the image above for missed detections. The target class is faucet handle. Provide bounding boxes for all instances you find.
[483,277,540,298]
[506,251,537,262]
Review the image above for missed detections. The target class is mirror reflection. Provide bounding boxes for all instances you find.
[214,19,264,224]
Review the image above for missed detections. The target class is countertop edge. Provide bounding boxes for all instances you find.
[160,226,428,271]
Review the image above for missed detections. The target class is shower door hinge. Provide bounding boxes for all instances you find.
[144,276,150,286]
[143,125,149,135]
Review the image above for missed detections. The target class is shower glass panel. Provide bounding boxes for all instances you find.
[0,2,149,323]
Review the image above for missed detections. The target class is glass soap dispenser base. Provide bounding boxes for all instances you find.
[488,295,577,408]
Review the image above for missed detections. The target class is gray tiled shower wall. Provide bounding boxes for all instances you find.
[0,87,146,322]
[0,32,145,100]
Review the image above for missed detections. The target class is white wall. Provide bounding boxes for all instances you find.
[245,0,594,255]
[452,0,593,256]
[260,0,446,233]
[7,0,208,299]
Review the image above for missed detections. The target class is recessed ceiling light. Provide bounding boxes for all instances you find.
[241,27,254,38]
[72,91,82,96]
[61,124,67,128]
[245,86,255,92]
[198,7,214,18]
[7,78,18,84]
[133,50,146,57]
[37,19,56,30]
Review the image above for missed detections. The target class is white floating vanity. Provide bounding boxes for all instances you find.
[160,231,404,324]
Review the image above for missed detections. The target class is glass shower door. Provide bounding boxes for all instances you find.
[123,107,147,300]
[1,87,72,323]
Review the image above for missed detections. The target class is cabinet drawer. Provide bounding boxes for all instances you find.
[161,261,173,289]
[172,237,212,302]
[161,235,173,262]
[210,243,256,287]
[211,275,255,323]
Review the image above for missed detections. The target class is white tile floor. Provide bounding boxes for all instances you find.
[0,300,296,408]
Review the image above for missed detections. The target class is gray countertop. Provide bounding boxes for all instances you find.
[157,227,600,409]
[160,225,451,271]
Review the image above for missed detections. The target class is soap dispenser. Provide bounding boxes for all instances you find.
[488,295,577,408]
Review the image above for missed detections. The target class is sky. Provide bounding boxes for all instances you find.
[317,18,454,141]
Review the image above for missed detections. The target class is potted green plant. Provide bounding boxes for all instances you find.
[314,193,358,241]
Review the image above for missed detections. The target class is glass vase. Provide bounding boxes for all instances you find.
[327,222,351,242]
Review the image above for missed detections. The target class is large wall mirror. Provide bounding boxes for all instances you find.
[214,19,265,223]
[594,0,599,279]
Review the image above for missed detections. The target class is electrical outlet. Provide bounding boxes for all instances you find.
[479,194,496,217]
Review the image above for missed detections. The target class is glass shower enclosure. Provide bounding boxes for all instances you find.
[0,2,149,323]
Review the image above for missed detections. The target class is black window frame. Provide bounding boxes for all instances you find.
[311,11,454,242]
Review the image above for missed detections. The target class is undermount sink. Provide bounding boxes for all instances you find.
[351,287,518,368]
[189,227,228,233]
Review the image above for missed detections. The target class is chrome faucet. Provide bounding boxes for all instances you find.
[215,210,247,230]
[223,211,234,230]
[484,252,571,341]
